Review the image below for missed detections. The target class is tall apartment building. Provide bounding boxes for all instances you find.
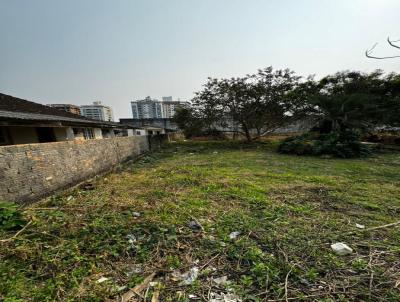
[80,101,114,121]
[131,96,189,119]
[161,98,190,119]
[47,104,81,115]
[131,97,162,119]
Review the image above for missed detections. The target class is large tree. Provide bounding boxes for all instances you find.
[191,67,308,141]
[310,70,400,133]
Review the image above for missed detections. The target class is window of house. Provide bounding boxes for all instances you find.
[148,130,153,135]
[83,128,94,140]
[136,131,141,135]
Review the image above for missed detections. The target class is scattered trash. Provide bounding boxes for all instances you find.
[45,176,53,181]
[212,275,229,286]
[213,151,218,154]
[229,231,240,240]
[116,285,127,292]
[220,242,227,247]
[189,153,195,155]
[149,281,160,287]
[356,223,365,229]
[66,195,73,201]
[126,264,143,276]
[173,267,199,285]
[96,276,109,283]
[188,220,203,232]
[209,292,242,302]
[188,294,198,299]
[331,242,353,255]
[127,234,137,250]
[132,212,141,218]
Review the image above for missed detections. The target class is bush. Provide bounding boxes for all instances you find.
[0,201,25,231]
[278,130,372,158]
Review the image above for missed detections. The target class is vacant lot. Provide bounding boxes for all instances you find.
[1,141,400,301]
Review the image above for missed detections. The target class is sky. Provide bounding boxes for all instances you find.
[1,0,399,120]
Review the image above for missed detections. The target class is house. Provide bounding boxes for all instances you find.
[0,93,132,146]
[133,126,165,136]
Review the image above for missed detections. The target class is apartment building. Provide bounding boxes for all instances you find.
[80,101,114,122]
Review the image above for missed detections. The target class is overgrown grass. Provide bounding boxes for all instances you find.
[1,140,400,301]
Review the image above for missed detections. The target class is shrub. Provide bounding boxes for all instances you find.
[278,130,372,158]
[0,201,25,231]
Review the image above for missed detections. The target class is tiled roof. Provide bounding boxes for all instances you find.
[0,93,121,127]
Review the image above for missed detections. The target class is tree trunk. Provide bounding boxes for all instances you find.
[242,123,252,142]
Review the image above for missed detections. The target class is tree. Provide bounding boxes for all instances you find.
[191,67,307,141]
[172,107,205,138]
[309,70,393,133]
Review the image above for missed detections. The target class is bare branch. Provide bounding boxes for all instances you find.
[388,36,400,50]
[366,41,400,59]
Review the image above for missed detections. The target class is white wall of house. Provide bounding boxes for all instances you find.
[53,127,76,141]
[93,128,103,139]
[127,129,134,137]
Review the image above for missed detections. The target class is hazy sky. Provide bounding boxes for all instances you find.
[1,0,399,119]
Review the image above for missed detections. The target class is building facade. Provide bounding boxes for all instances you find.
[80,101,114,121]
[48,104,81,115]
[131,97,189,119]
[161,100,190,119]
[131,97,162,119]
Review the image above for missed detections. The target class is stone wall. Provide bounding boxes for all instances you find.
[0,136,157,203]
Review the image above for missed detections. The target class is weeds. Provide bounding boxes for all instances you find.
[1,141,400,301]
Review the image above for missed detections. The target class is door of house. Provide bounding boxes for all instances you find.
[36,127,56,143]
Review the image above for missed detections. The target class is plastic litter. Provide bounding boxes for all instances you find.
[331,242,353,255]
[356,223,365,229]
[229,231,240,240]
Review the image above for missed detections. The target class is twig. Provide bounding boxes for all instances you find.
[284,267,293,302]
[121,272,156,302]
[364,221,400,232]
[151,289,160,302]
[0,220,33,243]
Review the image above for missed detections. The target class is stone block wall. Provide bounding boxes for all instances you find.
[0,136,153,203]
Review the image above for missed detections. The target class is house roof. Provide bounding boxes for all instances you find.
[0,93,125,128]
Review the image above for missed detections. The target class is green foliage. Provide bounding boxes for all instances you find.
[278,130,372,158]
[0,201,25,230]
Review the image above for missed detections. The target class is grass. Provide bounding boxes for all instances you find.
[1,140,400,301]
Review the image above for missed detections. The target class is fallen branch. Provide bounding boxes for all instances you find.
[121,272,156,302]
[363,221,400,232]
[0,220,33,243]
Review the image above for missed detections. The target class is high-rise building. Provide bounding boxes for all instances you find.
[131,97,162,119]
[47,104,81,115]
[80,101,114,121]
[161,99,190,119]
[131,97,190,119]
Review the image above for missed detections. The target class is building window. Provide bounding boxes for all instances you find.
[83,128,94,140]
[136,131,141,135]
